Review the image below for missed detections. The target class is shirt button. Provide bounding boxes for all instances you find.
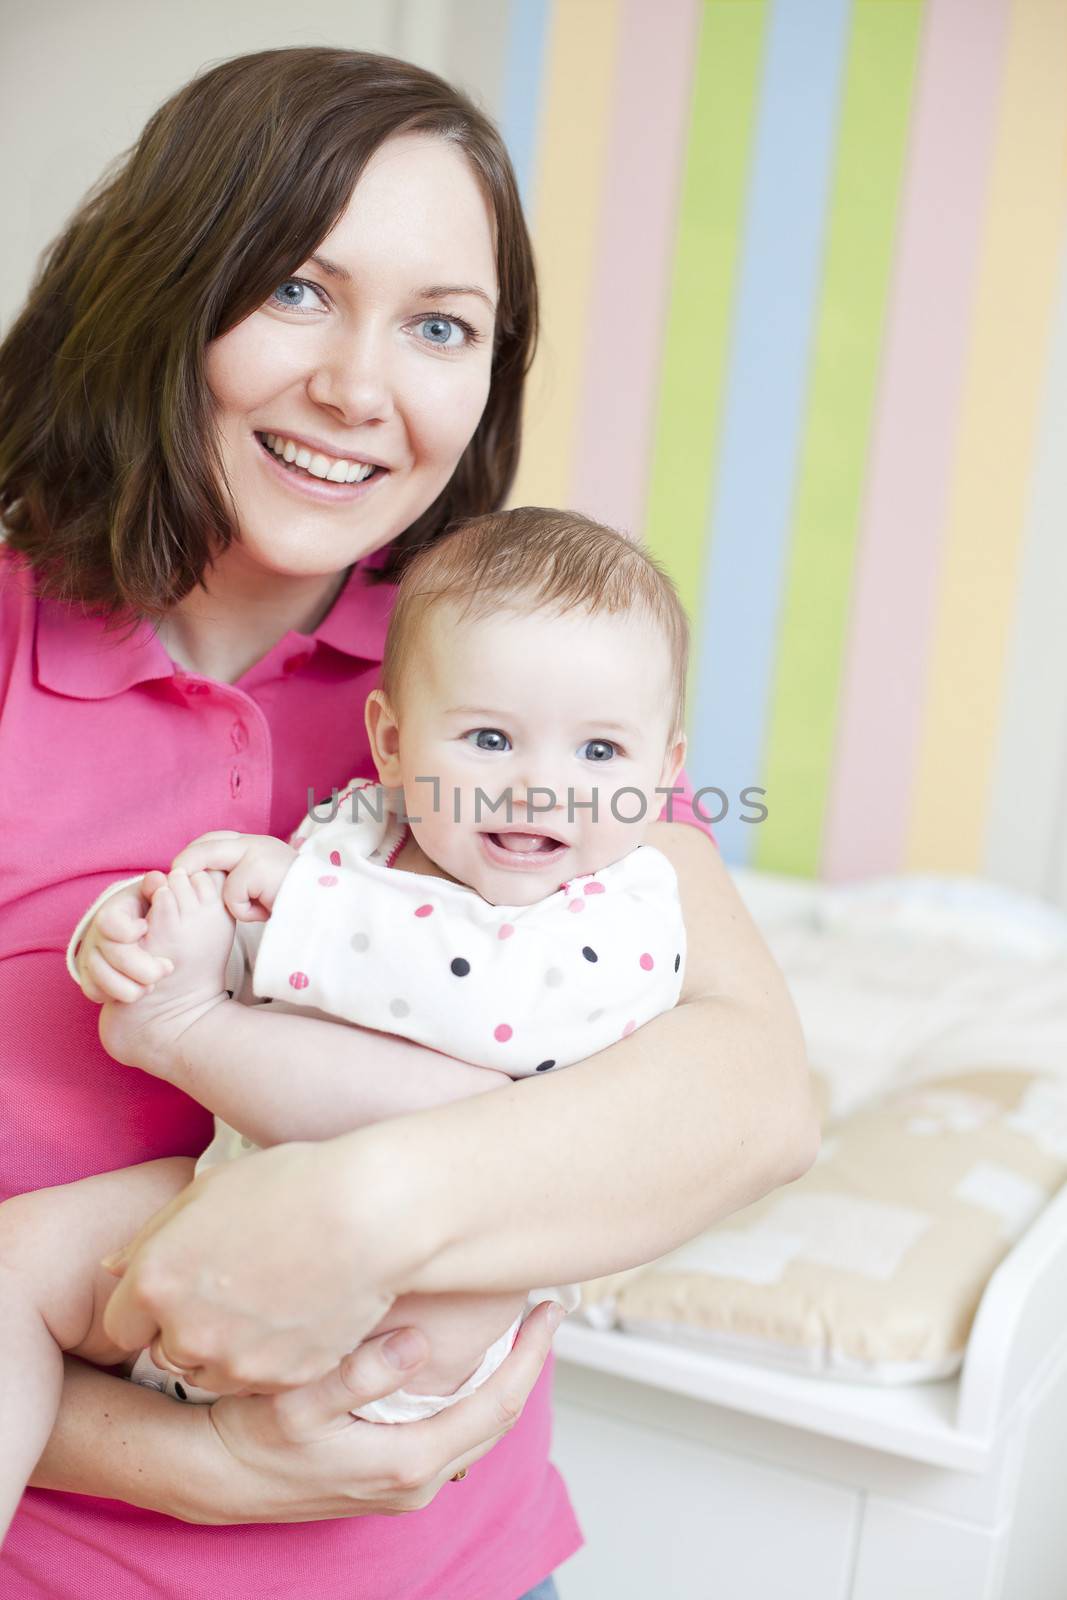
[186,681,210,696]
[231,721,248,752]
[230,768,242,798]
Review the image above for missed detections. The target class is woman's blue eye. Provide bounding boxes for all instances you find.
[466,728,510,752]
[271,279,326,312]
[419,316,467,347]
[580,740,617,762]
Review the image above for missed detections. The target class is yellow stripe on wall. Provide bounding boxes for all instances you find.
[510,0,623,508]
[906,0,1067,871]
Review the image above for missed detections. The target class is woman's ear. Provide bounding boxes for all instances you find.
[365,690,403,788]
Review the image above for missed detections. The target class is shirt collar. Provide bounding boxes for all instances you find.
[34,561,397,701]
[312,561,396,665]
[34,599,174,701]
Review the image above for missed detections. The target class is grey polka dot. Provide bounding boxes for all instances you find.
[351,932,370,953]
[544,967,564,987]
[240,1136,254,1149]
[587,1008,604,1023]
[390,998,411,1019]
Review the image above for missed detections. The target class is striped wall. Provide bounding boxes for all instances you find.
[426,0,1067,903]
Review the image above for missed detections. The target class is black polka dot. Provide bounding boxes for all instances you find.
[450,957,471,977]
[582,946,598,963]
[674,953,681,972]
[536,1059,556,1072]
[174,1382,188,1402]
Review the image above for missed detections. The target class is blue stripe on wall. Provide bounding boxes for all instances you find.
[689,0,853,863]
[500,0,552,210]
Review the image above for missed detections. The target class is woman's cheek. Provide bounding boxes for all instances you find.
[424,363,494,460]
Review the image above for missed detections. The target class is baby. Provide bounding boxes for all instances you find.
[0,507,690,1535]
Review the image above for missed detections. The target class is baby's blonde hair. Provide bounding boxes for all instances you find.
[380,506,690,739]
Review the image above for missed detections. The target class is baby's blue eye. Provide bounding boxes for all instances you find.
[466,728,510,752]
[420,316,466,347]
[579,740,617,762]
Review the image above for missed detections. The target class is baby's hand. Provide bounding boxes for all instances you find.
[171,832,298,923]
[76,874,173,1003]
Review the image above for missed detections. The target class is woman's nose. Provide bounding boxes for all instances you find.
[306,326,395,426]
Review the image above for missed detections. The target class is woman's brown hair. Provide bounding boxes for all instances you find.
[0,47,537,618]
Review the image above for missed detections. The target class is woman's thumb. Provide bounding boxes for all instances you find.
[274,1327,430,1439]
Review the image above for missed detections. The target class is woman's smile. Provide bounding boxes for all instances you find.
[253,429,392,504]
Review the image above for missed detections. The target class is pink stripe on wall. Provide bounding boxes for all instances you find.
[821,0,1010,881]
[567,0,701,535]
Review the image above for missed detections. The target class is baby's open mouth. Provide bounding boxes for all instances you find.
[486,832,565,856]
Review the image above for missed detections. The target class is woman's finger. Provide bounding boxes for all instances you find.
[100,1178,208,1342]
[272,1327,431,1441]
[415,1301,563,1479]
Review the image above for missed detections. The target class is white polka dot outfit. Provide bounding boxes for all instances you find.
[251,781,687,1075]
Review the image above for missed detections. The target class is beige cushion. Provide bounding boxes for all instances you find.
[579,1069,1067,1383]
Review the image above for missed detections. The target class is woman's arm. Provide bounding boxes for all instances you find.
[29,1358,218,1517]
[392,821,819,1293]
[29,1312,560,1523]
[103,827,818,1390]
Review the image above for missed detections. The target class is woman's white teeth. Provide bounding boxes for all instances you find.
[263,434,375,483]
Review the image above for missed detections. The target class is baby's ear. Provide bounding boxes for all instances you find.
[364,690,403,787]
[660,731,687,793]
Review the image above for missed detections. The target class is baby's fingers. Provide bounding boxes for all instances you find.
[171,833,245,875]
[84,946,156,1004]
[104,938,174,986]
[96,901,149,944]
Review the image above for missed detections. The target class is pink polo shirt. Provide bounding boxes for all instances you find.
[0,545,708,1598]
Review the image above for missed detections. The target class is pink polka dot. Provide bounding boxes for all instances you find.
[494,1023,513,1043]
[639,953,654,971]
[414,904,434,918]
[289,971,310,991]
[584,881,606,895]
[318,875,338,888]
[330,851,341,866]
[622,1019,636,1037]
[568,899,585,913]
[498,923,515,940]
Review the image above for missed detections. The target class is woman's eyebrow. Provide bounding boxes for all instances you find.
[421,283,497,315]
[307,256,496,315]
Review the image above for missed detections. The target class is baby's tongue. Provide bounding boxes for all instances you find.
[497,832,552,853]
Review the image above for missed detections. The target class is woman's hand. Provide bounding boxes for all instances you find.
[102,1136,427,1392]
[194,1305,562,1524]
[75,873,171,1002]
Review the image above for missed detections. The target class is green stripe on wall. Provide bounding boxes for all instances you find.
[755,0,925,873]
[644,0,768,629]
